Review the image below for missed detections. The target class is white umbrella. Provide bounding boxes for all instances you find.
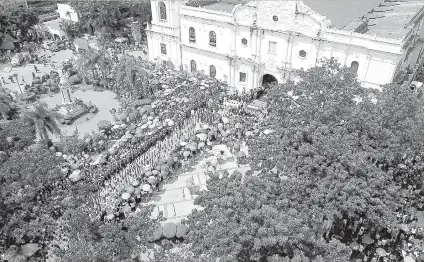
[142,184,151,192]
[121,192,131,200]
[115,37,128,43]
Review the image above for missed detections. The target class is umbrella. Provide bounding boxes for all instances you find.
[210,159,218,167]
[183,151,190,158]
[196,133,208,141]
[21,243,41,257]
[121,192,131,200]
[115,37,128,43]
[399,224,410,232]
[142,184,151,192]
[134,188,141,196]
[188,143,197,151]
[361,235,374,245]
[147,176,157,184]
[125,185,135,194]
[376,248,387,257]
[131,180,140,187]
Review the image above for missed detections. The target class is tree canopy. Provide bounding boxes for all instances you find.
[185,58,424,261]
[0,5,39,45]
[69,0,151,40]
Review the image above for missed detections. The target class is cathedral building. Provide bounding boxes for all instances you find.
[146,0,424,91]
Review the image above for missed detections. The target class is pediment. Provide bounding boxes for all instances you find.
[234,1,331,38]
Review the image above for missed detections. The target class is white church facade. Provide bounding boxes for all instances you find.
[146,0,424,92]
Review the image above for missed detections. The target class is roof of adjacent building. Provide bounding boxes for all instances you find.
[363,0,424,39]
[303,0,384,29]
[305,0,423,39]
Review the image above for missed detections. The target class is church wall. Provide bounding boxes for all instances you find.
[290,35,319,69]
[148,33,181,68]
[180,17,234,56]
[233,62,254,93]
[235,26,253,59]
[182,48,230,82]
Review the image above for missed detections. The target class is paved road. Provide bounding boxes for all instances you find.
[146,144,250,223]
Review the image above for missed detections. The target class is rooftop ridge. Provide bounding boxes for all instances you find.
[325,27,404,44]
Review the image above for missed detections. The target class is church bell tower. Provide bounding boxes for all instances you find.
[146,0,182,69]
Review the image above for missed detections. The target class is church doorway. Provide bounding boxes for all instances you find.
[261,74,278,87]
[256,74,278,99]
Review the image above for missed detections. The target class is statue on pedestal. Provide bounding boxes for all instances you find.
[59,70,73,105]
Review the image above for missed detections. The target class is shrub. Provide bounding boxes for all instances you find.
[176,222,189,238]
[150,224,163,242]
[162,222,177,239]
[97,120,112,131]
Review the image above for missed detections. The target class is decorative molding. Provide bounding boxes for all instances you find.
[180,13,234,28]
[181,43,228,59]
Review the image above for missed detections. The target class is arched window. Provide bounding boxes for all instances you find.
[190,60,197,73]
[209,31,216,47]
[159,2,167,20]
[209,65,216,78]
[189,27,196,43]
[351,61,359,75]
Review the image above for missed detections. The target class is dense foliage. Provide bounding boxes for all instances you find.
[69,0,151,41]
[0,4,39,45]
[185,59,424,261]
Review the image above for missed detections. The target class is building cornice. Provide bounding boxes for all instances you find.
[181,43,229,59]
[180,13,235,28]
[146,29,180,40]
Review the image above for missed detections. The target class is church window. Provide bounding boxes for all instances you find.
[299,50,307,58]
[239,72,247,82]
[209,31,216,47]
[273,15,278,21]
[189,27,196,43]
[241,38,248,46]
[160,43,166,55]
[351,61,359,75]
[159,2,167,20]
[190,60,197,72]
[268,41,277,54]
[210,65,216,78]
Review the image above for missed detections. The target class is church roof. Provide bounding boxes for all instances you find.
[186,0,241,13]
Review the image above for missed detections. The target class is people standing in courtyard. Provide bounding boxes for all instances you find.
[2,77,6,85]
[21,76,25,83]
[8,75,14,83]
[33,65,40,73]
[32,72,36,79]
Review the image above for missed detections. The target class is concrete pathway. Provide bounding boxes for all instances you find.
[147,144,250,224]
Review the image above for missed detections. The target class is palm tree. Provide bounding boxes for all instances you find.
[0,91,12,119]
[22,102,61,145]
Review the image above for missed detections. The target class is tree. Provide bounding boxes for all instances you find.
[22,102,61,145]
[0,90,13,119]
[0,5,39,46]
[58,207,159,262]
[69,0,151,41]
[0,118,36,153]
[185,58,424,261]
[0,147,64,254]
